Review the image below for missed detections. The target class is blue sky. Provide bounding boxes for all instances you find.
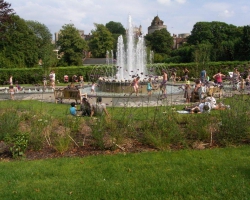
[8,0,250,39]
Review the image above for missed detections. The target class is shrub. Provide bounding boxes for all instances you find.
[5,132,29,158]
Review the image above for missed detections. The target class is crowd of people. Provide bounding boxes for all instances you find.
[7,66,247,116]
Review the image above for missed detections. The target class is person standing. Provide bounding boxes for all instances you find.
[49,70,56,89]
[79,75,84,87]
[232,68,240,90]
[130,76,140,96]
[184,81,191,103]
[183,68,189,81]
[171,70,176,83]
[160,70,168,99]
[91,82,96,94]
[9,85,14,100]
[200,69,206,83]
[43,76,47,89]
[147,77,153,96]
[213,71,225,85]
[9,75,13,85]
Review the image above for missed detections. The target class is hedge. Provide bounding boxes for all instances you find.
[0,61,250,85]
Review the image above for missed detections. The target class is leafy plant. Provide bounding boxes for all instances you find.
[53,134,72,154]
[5,132,29,158]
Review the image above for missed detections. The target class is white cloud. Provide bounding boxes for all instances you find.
[8,0,250,38]
[157,0,171,5]
[203,2,235,18]
[157,0,186,5]
[203,2,230,12]
[175,0,186,4]
[219,10,235,18]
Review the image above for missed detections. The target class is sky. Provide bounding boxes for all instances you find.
[7,0,250,40]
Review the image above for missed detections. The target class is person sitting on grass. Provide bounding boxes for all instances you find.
[80,97,92,117]
[91,96,110,117]
[69,102,81,116]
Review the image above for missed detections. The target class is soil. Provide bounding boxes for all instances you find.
[0,126,158,161]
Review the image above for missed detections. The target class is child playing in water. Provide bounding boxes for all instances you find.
[130,76,140,96]
[184,81,191,103]
[147,77,153,96]
[9,85,14,100]
[91,82,96,94]
[79,75,84,87]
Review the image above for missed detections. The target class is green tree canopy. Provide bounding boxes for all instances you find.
[187,21,242,61]
[26,20,57,69]
[105,21,126,35]
[88,23,114,58]
[57,23,88,66]
[238,25,250,61]
[145,28,173,55]
[0,15,38,68]
[0,0,15,34]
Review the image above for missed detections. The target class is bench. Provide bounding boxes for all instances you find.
[207,86,223,98]
[54,88,87,104]
[191,86,223,102]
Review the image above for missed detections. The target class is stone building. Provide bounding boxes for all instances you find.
[148,15,190,49]
[148,15,167,34]
[54,30,91,42]
[173,33,190,49]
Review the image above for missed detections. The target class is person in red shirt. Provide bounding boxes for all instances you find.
[213,71,225,85]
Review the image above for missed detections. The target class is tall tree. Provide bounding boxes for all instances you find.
[187,21,242,61]
[0,0,15,34]
[26,20,57,69]
[239,25,250,60]
[0,15,38,68]
[192,43,212,77]
[105,21,126,58]
[88,23,114,58]
[145,29,173,55]
[105,21,126,35]
[57,23,88,66]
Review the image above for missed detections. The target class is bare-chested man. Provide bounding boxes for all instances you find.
[160,70,168,99]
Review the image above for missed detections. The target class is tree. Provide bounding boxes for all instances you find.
[88,23,114,58]
[145,29,173,55]
[26,20,58,69]
[187,21,242,61]
[238,25,250,60]
[0,15,38,68]
[105,21,126,35]
[57,23,88,66]
[105,21,126,59]
[192,43,212,77]
[169,44,194,63]
[0,0,15,34]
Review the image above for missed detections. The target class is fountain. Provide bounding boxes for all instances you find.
[116,15,147,81]
[98,15,150,93]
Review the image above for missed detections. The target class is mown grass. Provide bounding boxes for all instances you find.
[0,94,250,199]
[0,146,250,199]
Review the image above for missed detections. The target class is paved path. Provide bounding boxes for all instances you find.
[0,85,187,107]
[0,82,246,107]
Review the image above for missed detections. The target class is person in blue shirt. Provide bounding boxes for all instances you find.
[200,69,206,83]
[70,102,77,116]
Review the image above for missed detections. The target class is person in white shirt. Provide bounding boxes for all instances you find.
[49,70,56,89]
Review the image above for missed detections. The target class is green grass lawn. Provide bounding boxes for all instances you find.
[1,146,250,199]
[1,96,250,199]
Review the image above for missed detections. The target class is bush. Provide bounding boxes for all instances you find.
[5,132,29,158]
